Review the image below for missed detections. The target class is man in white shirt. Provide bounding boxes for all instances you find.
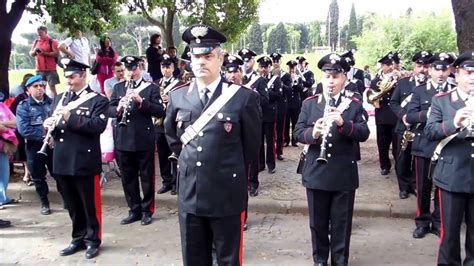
[59,30,91,66]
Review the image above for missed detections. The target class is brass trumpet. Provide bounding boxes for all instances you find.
[400,127,415,151]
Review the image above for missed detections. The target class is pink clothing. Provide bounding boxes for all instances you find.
[95,50,117,94]
[0,103,17,151]
[31,35,58,71]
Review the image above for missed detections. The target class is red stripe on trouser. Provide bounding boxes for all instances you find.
[150,153,156,215]
[438,189,445,245]
[281,114,286,152]
[238,211,245,266]
[93,175,102,240]
[272,121,277,160]
[414,157,421,217]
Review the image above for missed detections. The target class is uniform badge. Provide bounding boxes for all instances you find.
[217,113,224,119]
[177,121,183,128]
[224,122,232,133]
[76,110,81,115]
[99,114,106,120]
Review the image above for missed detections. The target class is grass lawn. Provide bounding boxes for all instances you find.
[9,68,68,94]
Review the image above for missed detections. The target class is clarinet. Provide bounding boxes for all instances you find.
[316,92,334,164]
[37,91,68,156]
[118,80,134,126]
[465,88,474,140]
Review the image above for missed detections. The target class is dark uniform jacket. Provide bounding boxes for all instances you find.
[261,73,283,123]
[294,94,370,191]
[301,69,315,94]
[243,71,270,120]
[277,71,291,114]
[424,89,474,193]
[109,79,165,151]
[406,81,453,158]
[390,77,417,134]
[285,76,304,110]
[370,74,398,125]
[155,77,183,134]
[16,95,52,141]
[164,79,262,217]
[51,87,109,176]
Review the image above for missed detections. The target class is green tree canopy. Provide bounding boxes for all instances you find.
[248,22,264,54]
[347,3,358,50]
[353,11,457,70]
[267,22,287,54]
[326,0,339,51]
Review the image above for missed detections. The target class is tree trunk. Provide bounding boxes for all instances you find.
[0,0,28,100]
[452,0,474,53]
[163,9,176,48]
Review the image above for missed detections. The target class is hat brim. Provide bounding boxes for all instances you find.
[64,70,84,77]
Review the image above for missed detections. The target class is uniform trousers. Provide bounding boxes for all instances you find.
[307,188,355,266]
[275,112,286,156]
[438,188,474,266]
[155,131,175,187]
[56,174,102,248]
[394,134,415,192]
[375,124,397,171]
[413,156,440,229]
[285,107,300,145]
[179,211,245,266]
[259,122,276,170]
[25,140,55,203]
[117,150,155,215]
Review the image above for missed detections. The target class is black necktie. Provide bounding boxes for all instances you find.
[329,97,336,107]
[68,92,78,102]
[201,88,209,107]
[437,85,444,93]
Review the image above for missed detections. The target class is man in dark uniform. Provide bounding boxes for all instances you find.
[390,51,431,199]
[155,54,183,195]
[16,75,54,215]
[284,60,305,147]
[368,52,399,175]
[270,52,290,161]
[340,50,365,94]
[424,51,474,265]
[406,52,454,239]
[109,56,165,226]
[296,56,316,99]
[257,56,282,174]
[238,48,269,196]
[44,58,109,259]
[164,24,261,266]
[294,53,370,266]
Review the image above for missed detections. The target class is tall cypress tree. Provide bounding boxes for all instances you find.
[267,22,287,54]
[326,0,339,51]
[347,3,358,50]
[248,22,264,54]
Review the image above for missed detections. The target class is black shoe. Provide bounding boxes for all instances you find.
[381,169,390,175]
[40,202,51,215]
[141,213,152,226]
[157,185,172,194]
[408,188,417,196]
[0,219,11,228]
[431,227,440,237]
[277,155,284,161]
[412,226,431,239]
[249,186,259,197]
[59,243,86,256]
[315,263,328,266]
[243,223,248,231]
[85,246,99,259]
[399,191,409,199]
[291,142,299,147]
[170,186,177,195]
[120,213,142,225]
[284,143,289,147]
[268,168,276,174]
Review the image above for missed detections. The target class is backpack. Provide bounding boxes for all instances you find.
[33,38,59,64]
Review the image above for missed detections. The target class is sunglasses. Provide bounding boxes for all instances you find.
[32,84,46,88]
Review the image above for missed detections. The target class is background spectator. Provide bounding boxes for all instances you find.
[0,101,17,206]
[29,26,60,97]
[145,33,164,81]
[58,30,91,65]
[104,62,125,99]
[95,36,118,94]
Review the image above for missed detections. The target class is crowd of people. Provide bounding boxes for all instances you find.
[0,23,472,266]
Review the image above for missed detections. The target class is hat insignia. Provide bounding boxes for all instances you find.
[421,51,429,57]
[191,26,208,44]
[163,54,170,60]
[60,58,71,66]
[126,56,134,63]
[439,53,448,61]
[241,49,248,54]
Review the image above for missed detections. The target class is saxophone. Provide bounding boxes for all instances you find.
[367,70,401,105]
